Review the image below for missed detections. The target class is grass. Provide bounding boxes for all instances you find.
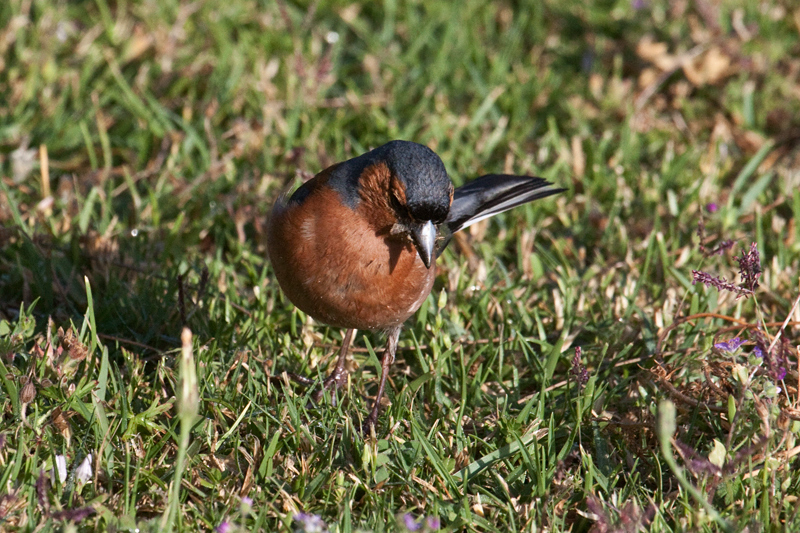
[2,0,800,531]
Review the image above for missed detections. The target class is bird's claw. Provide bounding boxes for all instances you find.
[311,367,349,404]
[360,413,379,437]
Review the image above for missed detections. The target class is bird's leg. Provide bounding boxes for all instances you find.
[312,328,356,403]
[363,326,401,431]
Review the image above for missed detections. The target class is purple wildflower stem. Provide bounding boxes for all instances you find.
[692,270,753,300]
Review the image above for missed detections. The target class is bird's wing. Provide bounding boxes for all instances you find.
[438,174,565,254]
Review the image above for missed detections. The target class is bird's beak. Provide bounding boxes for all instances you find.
[411,220,436,269]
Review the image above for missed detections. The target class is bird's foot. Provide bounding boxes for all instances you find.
[360,412,379,436]
[311,366,349,404]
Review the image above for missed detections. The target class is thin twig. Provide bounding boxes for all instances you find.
[768,292,800,354]
[650,373,726,413]
[97,333,160,353]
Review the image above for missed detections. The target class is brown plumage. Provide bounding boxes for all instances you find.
[268,164,434,330]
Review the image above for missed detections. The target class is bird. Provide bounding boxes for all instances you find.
[268,140,564,430]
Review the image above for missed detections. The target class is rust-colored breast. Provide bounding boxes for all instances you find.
[268,170,435,330]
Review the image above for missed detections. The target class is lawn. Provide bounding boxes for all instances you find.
[2,0,800,531]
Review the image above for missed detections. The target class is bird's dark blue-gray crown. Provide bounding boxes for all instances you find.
[324,140,453,223]
[380,140,452,223]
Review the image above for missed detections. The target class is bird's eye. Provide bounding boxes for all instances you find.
[389,193,407,217]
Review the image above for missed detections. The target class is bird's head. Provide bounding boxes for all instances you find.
[367,141,453,268]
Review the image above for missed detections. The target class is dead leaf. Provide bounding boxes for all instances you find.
[683,47,733,86]
[638,67,659,89]
[636,36,679,71]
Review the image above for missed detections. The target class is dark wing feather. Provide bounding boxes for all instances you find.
[438,174,565,254]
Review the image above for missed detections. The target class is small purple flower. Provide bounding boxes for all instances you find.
[241,496,253,514]
[736,243,761,293]
[570,346,589,387]
[631,0,647,10]
[714,337,744,352]
[581,51,594,73]
[49,506,95,522]
[403,513,421,531]
[294,513,327,533]
[706,202,718,213]
[36,470,49,512]
[52,454,67,484]
[426,516,441,530]
[674,440,722,477]
[216,521,232,533]
[753,332,788,382]
[75,454,93,484]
